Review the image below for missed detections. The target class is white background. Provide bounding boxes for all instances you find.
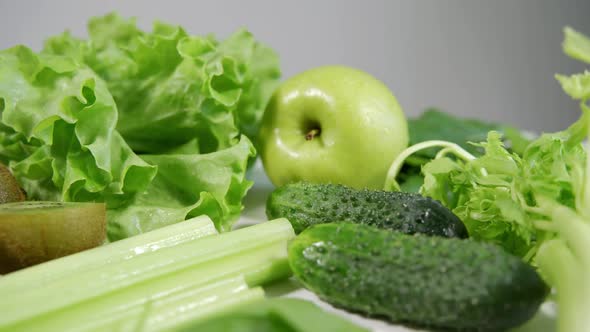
[0,0,589,132]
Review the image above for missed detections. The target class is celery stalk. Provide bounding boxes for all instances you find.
[0,215,217,295]
[145,279,250,327]
[0,219,294,327]
[147,287,266,332]
[91,288,266,332]
[10,239,289,332]
[13,277,249,332]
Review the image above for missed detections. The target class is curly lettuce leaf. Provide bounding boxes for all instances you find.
[387,27,590,331]
[420,132,534,257]
[420,69,590,259]
[107,137,255,240]
[411,34,590,254]
[0,13,280,240]
[398,108,530,192]
[556,71,590,102]
[0,46,156,206]
[44,13,280,155]
[563,26,590,64]
[1,40,259,240]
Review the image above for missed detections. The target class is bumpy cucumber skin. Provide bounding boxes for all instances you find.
[267,182,467,238]
[289,223,548,331]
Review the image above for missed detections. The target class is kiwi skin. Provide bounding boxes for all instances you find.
[0,164,25,204]
[0,202,106,274]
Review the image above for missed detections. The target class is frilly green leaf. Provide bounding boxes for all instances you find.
[1,14,277,240]
[563,26,590,64]
[107,136,255,240]
[556,71,590,101]
[0,45,157,206]
[44,13,280,155]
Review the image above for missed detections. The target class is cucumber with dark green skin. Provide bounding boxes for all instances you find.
[266,182,467,237]
[288,223,548,331]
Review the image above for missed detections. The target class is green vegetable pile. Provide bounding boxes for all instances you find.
[2,11,589,332]
[267,181,549,331]
[0,217,295,331]
[0,13,280,240]
[397,108,532,192]
[385,26,590,332]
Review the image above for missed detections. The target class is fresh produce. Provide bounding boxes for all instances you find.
[0,13,279,240]
[107,140,254,239]
[258,65,408,190]
[397,109,531,192]
[289,223,548,331]
[384,27,590,331]
[266,182,467,237]
[0,218,295,331]
[2,11,585,332]
[42,13,280,155]
[0,164,25,203]
[11,277,265,332]
[175,298,369,332]
[408,108,530,163]
[0,201,105,274]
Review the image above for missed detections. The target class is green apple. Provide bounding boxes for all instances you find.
[258,65,408,189]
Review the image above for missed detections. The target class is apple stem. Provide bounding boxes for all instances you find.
[305,129,321,141]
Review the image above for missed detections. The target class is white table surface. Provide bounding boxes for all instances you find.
[237,161,557,332]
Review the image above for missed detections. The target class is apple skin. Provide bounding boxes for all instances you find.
[258,65,408,190]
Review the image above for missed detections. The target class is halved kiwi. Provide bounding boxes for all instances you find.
[0,201,106,274]
[0,164,25,203]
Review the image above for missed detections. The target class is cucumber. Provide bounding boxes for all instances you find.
[288,223,548,331]
[267,182,467,237]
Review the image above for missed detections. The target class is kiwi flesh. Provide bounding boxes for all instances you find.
[0,201,106,274]
[0,164,25,203]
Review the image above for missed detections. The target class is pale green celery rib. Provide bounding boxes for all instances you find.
[0,218,294,327]
[9,240,287,332]
[96,287,266,332]
[0,215,217,295]
[149,287,266,332]
[12,277,248,332]
[144,278,250,328]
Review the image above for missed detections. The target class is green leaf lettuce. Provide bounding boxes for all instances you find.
[0,14,276,240]
[107,138,254,240]
[44,13,280,154]
[0,46,156,207]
